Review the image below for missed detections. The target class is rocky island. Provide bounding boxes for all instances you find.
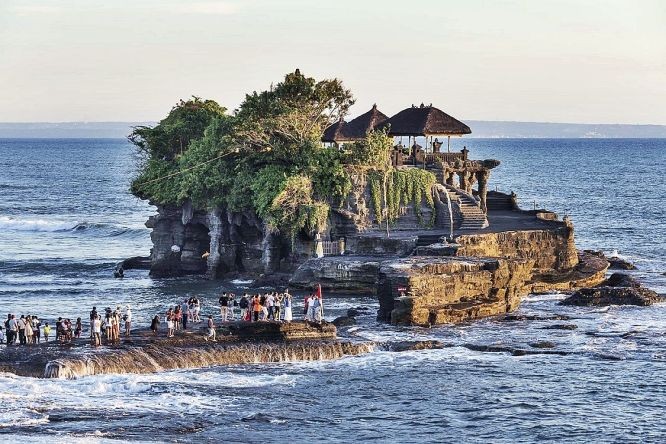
[129,70,609,327]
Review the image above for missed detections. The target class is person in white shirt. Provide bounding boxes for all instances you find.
[125,306,132,337]
[91,315,102,346]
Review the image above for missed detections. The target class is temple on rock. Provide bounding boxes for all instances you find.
[143,102,608,327]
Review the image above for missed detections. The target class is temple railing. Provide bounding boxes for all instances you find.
[393,149,468,167]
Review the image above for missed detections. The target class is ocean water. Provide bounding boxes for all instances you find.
[1,138,665,443]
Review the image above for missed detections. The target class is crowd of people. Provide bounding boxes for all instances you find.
[1,287,326,347]
[2,314,85,345]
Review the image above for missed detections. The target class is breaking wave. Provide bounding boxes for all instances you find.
[0,216,146,237]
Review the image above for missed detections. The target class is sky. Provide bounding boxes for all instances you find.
[0,0,664,124]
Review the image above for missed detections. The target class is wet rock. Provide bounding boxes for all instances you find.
[502,314,571,322]
[608,256,637,270]
[332,316,357,327]
[529,341,556,349]
[542,324,578,330]
[465,344,570,356]
[347,309,361,317]
[387,340,445,352]
[119,256,151,270]
[561,271,661,307]
[561,286,660,307]
[604,273,641,288]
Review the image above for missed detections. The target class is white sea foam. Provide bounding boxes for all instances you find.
[0,215,78,232]
[230,279,254,285]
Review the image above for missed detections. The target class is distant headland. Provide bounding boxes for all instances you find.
[1,121,665,139]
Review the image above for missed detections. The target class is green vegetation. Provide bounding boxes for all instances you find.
[368,168,436,226]
[130,70,436,239]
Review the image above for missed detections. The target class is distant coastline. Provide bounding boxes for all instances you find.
[1,120,665,139]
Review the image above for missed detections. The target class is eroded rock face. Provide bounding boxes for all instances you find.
[453,225,578,271]
[289,256,382,293]
[377,256,534,326]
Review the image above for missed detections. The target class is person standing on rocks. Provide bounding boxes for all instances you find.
[219,292,229,322]
[252,294,261,322]
[204,315,216,342]
[125,306,132,336]
[266,293,275,321]
[151,315,160,336]
[283,292,293,323]
[274,293,282,322]
[181,299,189,330]
[43,322,51,342]
[91,315,102,346]
[228,293,236,321]
[239,294,249,321]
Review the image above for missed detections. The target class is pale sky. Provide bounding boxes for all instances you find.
[0,0,664,124]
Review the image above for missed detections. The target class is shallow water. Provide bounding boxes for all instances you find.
[1,138,665,442]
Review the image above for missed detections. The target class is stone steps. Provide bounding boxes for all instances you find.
[442,185,488,230]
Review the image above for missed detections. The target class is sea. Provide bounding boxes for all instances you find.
[0,138,665,443]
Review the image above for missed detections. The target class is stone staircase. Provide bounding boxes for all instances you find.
[442,185,488,230]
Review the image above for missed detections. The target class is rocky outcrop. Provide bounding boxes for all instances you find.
[608,256,637,270]
[453,223,578,271]
[290,256,382,292]
[377,256,534,326]
[561,273,661,307]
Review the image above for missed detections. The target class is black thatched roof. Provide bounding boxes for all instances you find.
[321,105,388,142]
[379,104,471,136]
[321,119,350,142]
[344,104,388,139]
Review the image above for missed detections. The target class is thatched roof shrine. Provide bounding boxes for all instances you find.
[322,105,388,142]
[378,104,471,137]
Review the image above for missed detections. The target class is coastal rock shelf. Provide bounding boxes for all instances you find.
[377,256,533,325]
[0,322,369,379]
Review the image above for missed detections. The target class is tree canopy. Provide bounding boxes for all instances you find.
[130,70,433,239]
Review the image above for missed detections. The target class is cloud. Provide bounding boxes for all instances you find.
[164,1,239,15]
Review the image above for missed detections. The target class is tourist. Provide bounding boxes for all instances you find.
[193,297,201,323]
[25,316,34,345]
[252,294,261,322]
[33,316,41,343]
[74,317,82,339]
[260,293,268,320]
[228,293,236,321]
[306,294,316,321]
[283,292,293,323]
[219,291,229,322]
[113,307,122,340]
[167,313,174,338]
[174,306,182,330]
[274,293,282,321]
[18,315,26,345]
[181,299,189,330]
[266,292,275,320]
[4,315,13,345]
[125,306,132,336]
[91,315,101,347]
[104,312,112,344]
[10,315,18,345]
[239,294,249,321]
[312,295,323,323]
[0,327,4,345]
[151,315,160,336]
[43,322,51,342]
[204,315,216,342]
[303,294,310,320]
[89,306,98,339]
